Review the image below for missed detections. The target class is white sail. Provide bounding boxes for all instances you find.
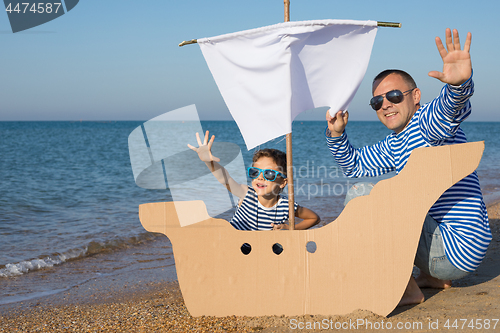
[198,19,378,149]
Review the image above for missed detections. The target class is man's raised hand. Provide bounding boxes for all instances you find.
[428,28,472,86]
[187,131,221,163]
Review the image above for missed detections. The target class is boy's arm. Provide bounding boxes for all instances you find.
[204,160,248,199]
[188,131,248,199]
[294,206,320,230]
[273,206,320,230]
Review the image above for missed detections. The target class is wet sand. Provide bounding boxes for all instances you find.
[1,202,499,332]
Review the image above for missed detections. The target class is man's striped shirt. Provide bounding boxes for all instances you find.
[326,76,492,272]
[230,187,298,231]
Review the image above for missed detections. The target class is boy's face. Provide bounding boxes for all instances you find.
[251,156,287,199]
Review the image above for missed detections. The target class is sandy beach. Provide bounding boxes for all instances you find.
[1,201,499,332]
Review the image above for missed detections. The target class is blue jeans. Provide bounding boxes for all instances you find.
[345,182,469,281]
[414,214,469,280]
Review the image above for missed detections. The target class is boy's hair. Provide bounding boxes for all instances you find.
[252,148,287,176]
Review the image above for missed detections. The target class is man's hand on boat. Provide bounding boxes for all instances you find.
[326,110,348,138]
[187,130,221,163]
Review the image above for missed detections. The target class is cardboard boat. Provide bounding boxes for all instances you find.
[138,141,484,317]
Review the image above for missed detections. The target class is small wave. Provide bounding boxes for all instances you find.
[0,232,163,278]
[0,248,86,277]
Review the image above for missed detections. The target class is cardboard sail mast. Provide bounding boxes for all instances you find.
[195,19,381,231]
[183,6,399,229]
[284,0,295,229]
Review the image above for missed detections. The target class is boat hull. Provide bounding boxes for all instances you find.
[139,142,484,317]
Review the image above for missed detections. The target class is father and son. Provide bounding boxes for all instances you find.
[188,28,492,307]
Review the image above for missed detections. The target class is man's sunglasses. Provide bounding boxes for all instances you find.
[369,88,416,111]
[247,167,286,182]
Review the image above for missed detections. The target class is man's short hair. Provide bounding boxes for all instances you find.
[373,69,417,91]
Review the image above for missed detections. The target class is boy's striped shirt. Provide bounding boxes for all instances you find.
[230,187,298,231]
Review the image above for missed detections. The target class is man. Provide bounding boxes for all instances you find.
[325,29,492,306]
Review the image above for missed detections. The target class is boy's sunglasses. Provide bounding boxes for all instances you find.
[247,167,286,182]
[369,88,416,111]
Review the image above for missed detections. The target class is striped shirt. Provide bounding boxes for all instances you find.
[326,76,492,272]
[230,187,298,231]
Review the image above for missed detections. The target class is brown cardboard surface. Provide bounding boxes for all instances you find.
[139,141,484,317]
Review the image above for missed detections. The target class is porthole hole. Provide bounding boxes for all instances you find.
[306,241,317,253]
[272,243,283,255]
[241,243,251,255]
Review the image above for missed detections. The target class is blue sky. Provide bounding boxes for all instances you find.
[1,0,499,121]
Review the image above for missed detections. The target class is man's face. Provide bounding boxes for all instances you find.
[372,73,421,134]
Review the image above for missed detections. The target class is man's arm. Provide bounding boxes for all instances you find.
[418,77,473,142]
[419,29,474,142]
[326,108,395,177]
[326,126,395,178]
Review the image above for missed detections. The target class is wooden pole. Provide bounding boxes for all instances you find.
[283,0,295,231]
[177,22,401,47]
[284,0,290,23]
[286,136,294,230]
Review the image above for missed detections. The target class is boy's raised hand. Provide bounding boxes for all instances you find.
[187,131,221,163]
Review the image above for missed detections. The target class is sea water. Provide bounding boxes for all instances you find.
[0,120,499,303]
